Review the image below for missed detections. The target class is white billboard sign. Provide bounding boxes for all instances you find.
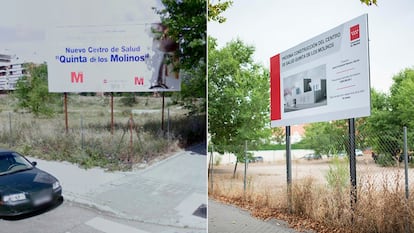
[270,14,370,127]
[47,23,181,93]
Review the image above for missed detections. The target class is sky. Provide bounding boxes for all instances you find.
[0,0,162,64]
[2,0,413,93]
[208,0,414,93]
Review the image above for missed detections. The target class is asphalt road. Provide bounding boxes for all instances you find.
[1,199,203,233]
[1,143,207,233]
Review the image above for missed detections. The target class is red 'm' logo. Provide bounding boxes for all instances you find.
[350,25,360,41]
[71,72,84,83]
[134,77,144,85]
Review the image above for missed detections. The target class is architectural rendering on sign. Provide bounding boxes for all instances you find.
[270,14,370,127]
[283,64,327,113]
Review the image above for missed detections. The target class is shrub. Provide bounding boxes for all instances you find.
[14,63,60,117]
[325,156,349,191]
[376,153,396,167]
[120,93,137,107]
[214,155,222,166]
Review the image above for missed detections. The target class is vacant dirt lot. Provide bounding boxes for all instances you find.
[209,155,414,233]
[210,155,414,192]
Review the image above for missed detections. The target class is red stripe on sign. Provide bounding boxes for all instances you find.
[270,54,281,121]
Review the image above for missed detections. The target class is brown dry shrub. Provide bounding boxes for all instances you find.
[209,169,414,233]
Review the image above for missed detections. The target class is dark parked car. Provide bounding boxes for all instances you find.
[252,156,264,163]
[338,149,363,157]
[303,153,322,160]
[0,149,62,216]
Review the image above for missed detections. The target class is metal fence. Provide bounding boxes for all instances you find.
[209,128,414,187]
[208,127,414,231]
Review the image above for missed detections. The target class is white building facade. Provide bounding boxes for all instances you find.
[0,54,26,91]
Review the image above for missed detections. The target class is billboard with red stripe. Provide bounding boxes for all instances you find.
[270,14,370,127]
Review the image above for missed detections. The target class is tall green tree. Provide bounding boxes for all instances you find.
[302,121,345,156]
[14,63,59,117]
[208,0,233,23]
[360,0,377,5]
[154,0,206,73]
[302,117,370,156]
[366,69,414,144]
[208,37,271,173]
[272,127,285,145]
[360,89,401,158]
[389,68,414,128]
[364,89,395,134]
[360,72,414,160]
[153,0,207,115]
[386,68,414,151]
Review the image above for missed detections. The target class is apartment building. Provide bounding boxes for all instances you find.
[0,54,26,91]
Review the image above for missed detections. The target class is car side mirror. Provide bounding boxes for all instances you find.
[31,161,37,167]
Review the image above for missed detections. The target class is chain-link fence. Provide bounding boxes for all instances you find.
[208,128,414,232]
[208,129,414,188]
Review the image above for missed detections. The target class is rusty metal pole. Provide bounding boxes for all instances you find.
[129,114,134,163]
[161,92,165,131]
[111,92,114,135]
[64,93,68,133]
[8,112,12,147]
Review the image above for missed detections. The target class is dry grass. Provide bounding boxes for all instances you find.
[0,94,205,170]
[209,164,414,233]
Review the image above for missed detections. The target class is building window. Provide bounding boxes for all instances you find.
[304,79,312,92]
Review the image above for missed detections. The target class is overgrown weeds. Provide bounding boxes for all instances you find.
[0,95,205,170]
[209,169,414,233]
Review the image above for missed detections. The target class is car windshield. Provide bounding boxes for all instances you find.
[0,152,33,175]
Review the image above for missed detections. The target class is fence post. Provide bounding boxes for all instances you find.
[209,145,214,193]
[403,126,409,199]
[244,141,248,195]
[167,108,170,143]
[403,126,410,233]
[80,114,84,150]
[8,112,12,147]
[129,114,134,162]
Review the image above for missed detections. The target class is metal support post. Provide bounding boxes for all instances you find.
[404,126,409,200]
[286,126,292,212]
[8,112,12,147]
[348,118,357,210]
[244,141,248,194]
[110,93,114,135]
[209,145,214,192]
[403,126,409,233]
[64,93,68,133]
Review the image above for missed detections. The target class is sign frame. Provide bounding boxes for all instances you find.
[270,14,370,127]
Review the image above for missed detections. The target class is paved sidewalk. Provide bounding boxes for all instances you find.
[208,199,303,233]
[27,144,207,232]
